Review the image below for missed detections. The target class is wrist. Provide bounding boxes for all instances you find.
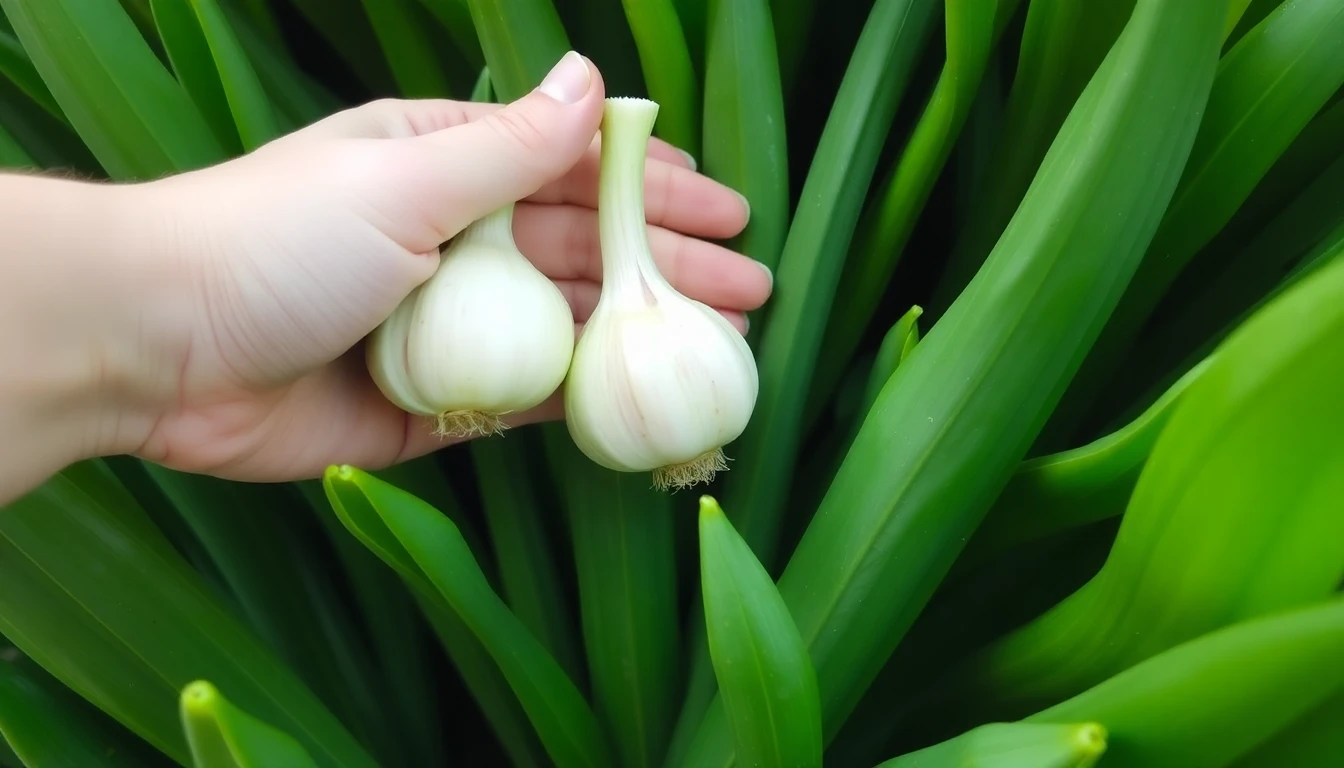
[0,172,192,498]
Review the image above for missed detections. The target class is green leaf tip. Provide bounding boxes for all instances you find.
[698,495,724,519]
[179,680,220,712]
[323,464,361,485]
[1071,722,1108,761]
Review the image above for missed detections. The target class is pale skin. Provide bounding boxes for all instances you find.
[0,53,771,507]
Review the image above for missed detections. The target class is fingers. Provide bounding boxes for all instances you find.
[525,150,749,239]
[513,202,773,311]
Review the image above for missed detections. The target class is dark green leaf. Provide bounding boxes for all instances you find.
[358,0,454,98]
[180,680,319,768]
[0,29,63,122]
[619,0,699,155]
[700,496,822,768]
[463,0,571,102]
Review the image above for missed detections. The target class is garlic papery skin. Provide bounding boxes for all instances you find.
[366,201,575,438]
[563,97,760,491]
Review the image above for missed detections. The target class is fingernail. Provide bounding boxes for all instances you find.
[734,189,751,223]
[538,51,591,104]
[677,148,698,171]
[756,260,773,288]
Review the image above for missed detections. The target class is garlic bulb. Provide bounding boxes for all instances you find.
[564,97,760,490]
[366,202,575,438]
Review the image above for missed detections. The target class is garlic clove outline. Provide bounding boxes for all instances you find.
[366,201,576,439]
[563,97,760,491]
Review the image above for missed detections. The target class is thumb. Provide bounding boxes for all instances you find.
[413,51,606,239]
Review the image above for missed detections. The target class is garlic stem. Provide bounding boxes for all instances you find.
[598,98,671,303]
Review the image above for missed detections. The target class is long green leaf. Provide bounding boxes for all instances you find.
[0,78,102,173]
[0,0,226,179]
[682,0,1230,763]
[619,0,699,155]
[415,0,485,70]
[215,0,335,131]
[0,647,169,767]
[817,0,1001,402]
[151,0,242,152]
[961,247,1344,721]
[286,0,395,94]
[0,29,63,122]
[358,0,453,98]
[1233,688,1344,767]
[664,5,942,760]
[875,722,1107,768]
[543,429,680,768]
[0,121,33,168]
[702,0,789,272]
[1042,0,1344,450]
[700,497,822,768]
[931,0,1139,314]
[180,680,319,768]
[1024,595,1344,767]
[463,0,571,102]
[323,465,612,768]
[0,460,379,768]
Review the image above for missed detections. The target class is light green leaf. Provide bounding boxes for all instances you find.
[180,680,319,768]
[874,722,1107,768]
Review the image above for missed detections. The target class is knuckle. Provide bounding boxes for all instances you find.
[487,109,552,155]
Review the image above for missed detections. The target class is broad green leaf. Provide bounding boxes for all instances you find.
[1024,596,1344,767]
[619,0,700,155]
[665,5,942,761]
[323,465,611,768]
[287,0,396,94]
[0,460,378,768]
[875,722,1107,768]
[137,466,399,765]
[702,0,789,272]
[682,0,1230,763]
[959,356,1212,565]
[358,0,453,98]
[1043,0,1344,450]
[151,0,242,152]
[543,428,679,768]
[0,0,226,179]
[0,29,63,122]
[463,0,571,102]
[818,0,1001,405]
[319,468,549,768]
[180,680,318,768]
[153,0,280,152]
[0,647,169,767]
[962,250,1344,721]
[1233,689,1344,767]
[700,497,822,768]
[0,121,33,168]
[931,0,1139,314]
[472,436,583,683]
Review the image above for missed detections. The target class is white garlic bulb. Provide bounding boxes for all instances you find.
[564,97,760,491]
[366,202,575,438]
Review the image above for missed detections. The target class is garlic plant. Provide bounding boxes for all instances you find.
[564,97,760,491]
[366,203,575,438]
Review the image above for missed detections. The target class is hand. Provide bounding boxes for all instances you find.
[104,52,771,484]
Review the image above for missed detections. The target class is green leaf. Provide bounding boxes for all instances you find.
[463,0,571,102]
[150,0,242,152]
[700,497,822,768]
[962,248,1344,721]
[681,0,1231,762]
[286,0,396,94]
[702,0,789,272]
[543,429,679,768]
[358,0,453,98]
[322,464,612,768]
[769,0,817,96]
[960,355,1212,565]
[619,0,700,155]
[931,0,1139,314]
[154,0,280,152]
[471,65,494,102]
[1044,0,1344,450]
[0,29,63,122]
[472,437,583,683]
[216,0,336,131]
[180,680,319,768]
[818,0,1002,403]
[416,0,485,70]
[874,722,1108,768]
[0,0,226,180]
[1024,596,1344,767]
[0,460,379,768]
[0,647,169,767]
